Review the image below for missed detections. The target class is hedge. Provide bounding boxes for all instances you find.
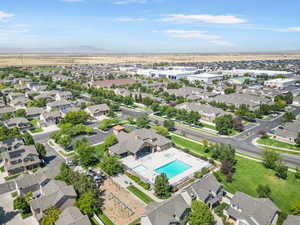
[125,171,150,190]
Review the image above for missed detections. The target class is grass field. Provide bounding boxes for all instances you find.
[257,137,300,151]
[127,185,154,204]
[97,213,115,225]
[171,135,210,157]
[215,157,300,213]
[31,128,44,133]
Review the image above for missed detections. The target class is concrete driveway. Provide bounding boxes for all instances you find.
[0,192,38,225]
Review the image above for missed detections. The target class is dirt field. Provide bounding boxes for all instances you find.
[0,53,300,66]
[101,178,145,225]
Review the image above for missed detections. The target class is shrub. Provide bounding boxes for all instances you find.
[125,171,150,190]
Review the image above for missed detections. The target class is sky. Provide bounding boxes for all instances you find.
[0,0,300,53]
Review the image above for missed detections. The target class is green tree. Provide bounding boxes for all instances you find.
[295,167,300,179]
[263,150,280,169]
[13,196,31,215]
[295,132,300,147]
[152,126,169,136]
[136,115,149,128]
[103,134,117,149]
[75,139,98,168]
[61,110,90,125]
[154,173,171,198]
[41,207,61,225]
[282,112,296,123]
[100,155,122,176]
[291,201,300,215]
[35,143,46,159]
[275,162,288,179]
[98,119,112,131]
[256,184,272,198]
[76,191,97,216]
[215,115,233,135]
[15,109,26,117]
[189,200,214,225]
[2,112,11,120]
[23,132,34,145]
[163,120,175,131]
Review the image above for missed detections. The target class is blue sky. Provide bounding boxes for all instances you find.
[0,0,300,53]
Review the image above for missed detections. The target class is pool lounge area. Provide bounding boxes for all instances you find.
[121,147,211,186]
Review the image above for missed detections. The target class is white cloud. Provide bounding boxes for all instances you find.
[0,11,15,22]
[161,14,246,24]
[165,29,234,46]
[285,27,300,32]
[116,17,146,22]
[113,0,147,5]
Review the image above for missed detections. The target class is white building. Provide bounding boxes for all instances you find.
[187,73,223,84]
[136,68,199,80]
[264,78,295,89]
[221,69,292,77]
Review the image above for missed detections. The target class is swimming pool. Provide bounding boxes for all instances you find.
[155,160,191,179]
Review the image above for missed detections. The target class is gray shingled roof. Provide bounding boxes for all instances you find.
[56,207,91,225]
[144,194,189,225]
[227,192,279,225]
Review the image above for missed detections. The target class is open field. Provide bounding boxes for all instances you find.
[1,53,300,66]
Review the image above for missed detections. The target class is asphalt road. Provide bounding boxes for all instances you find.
[121,106,300,168]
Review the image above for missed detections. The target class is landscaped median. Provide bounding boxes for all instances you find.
[256,136,300,151]
[127,185,154,204]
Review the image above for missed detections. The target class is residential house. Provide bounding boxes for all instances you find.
[2,145,41,175]
[40,111,62,126]
[0,137,24,153]
[15,164,61,196]
[9,96,30,108]
[176,102,227,122]
[272,119,300,144]
[4,117,32,131]
[224,192,279,225]
[92,78,137,88]
[0,106,16,118]
[25,107,43,120]
[141,174,223,225]
[109,128,173,158]
[30,179,77,221]
[141,193,190,225]
[55,91,73,101]
[85,104,109,118]
[184,174,224,208]
[293,95,300,106]
[46,100,72,111]
[61,106,81,116]
[211,93,271,110]
[7,92,25,101]
[32,85,48,92]
[55,207,91,225]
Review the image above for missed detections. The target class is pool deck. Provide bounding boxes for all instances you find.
[121,147,211,186]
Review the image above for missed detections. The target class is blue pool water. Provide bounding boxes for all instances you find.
[155,160,191,179]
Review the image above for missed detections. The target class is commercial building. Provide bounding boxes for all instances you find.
[264,78,295,89]
[221,69,292,77]
[187,73,223,84]
[136,68,199,80]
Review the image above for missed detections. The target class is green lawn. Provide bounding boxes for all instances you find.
[127,185,154,204]
[215,156,300,213]
[30,119,38,126]
[97,213,115,225]
[201,122,216,130]
[93,143,106,157]
[31,128,43,133]
[261,146,300,156]
[171,135,209,157]
[257,137,300,151]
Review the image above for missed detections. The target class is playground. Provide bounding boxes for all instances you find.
[101,177,146,225]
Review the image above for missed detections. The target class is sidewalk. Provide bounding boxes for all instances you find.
[112,174,162,202]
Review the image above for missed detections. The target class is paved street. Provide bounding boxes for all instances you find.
[121,106,300,168]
